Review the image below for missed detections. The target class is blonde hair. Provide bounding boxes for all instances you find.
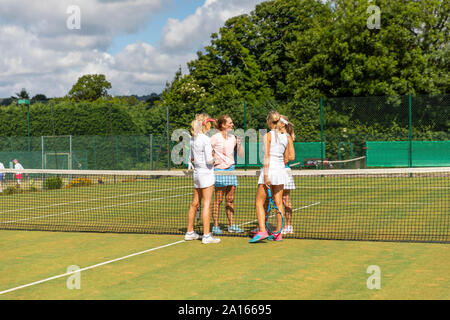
[190,113,211,138]
[266,110,281,142]
[267,111,281,129]
[281,115,295,140]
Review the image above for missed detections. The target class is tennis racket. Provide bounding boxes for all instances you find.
[265,185,285,237]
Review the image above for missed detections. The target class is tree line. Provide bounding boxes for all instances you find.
[0,0,447,150]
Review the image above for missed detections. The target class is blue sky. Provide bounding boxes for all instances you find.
[0,0,265,97]
[108,0,205,55]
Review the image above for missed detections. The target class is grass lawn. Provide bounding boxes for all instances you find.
[1,230,449,300]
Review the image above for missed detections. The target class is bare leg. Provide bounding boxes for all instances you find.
[225,186,235,226]
[187,188,201,233]
[271,184,285,232]
[255,184,268,232]
[212,187,225,227]
[283,190,292,227]
[201,185,214,235]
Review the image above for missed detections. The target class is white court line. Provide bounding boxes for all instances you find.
[0,239,186,296]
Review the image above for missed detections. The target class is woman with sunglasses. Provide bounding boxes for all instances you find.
[210,115,245,235]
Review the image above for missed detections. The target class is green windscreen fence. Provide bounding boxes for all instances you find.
[292,142,325,167]
[235,142,324,168]
[366,141,450,167]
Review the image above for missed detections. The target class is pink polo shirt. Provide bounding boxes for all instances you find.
[210,132,237,169]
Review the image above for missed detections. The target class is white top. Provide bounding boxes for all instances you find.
[190,133,214,174]
[0,162,4,173]
[258,130,288,185]
[14,163,24,172]
[265,130,288,170]
[210,132,237,169]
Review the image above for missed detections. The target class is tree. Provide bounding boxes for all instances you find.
[31,94,48,103]
[68,74,112,101]
[146,93,161,106]
[161,0,449,106]
[12,88,30,100]
[287,0,449,98]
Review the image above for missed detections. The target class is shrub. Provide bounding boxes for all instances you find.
[3,186,19,195]
[44,176,64,190]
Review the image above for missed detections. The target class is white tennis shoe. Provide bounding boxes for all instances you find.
[281,225,294,234]
[202,233,221,244]
[184,231,200,241]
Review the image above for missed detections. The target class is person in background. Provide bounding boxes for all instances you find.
[210,115,245,235]
[0,161,4,193]
[185,113,221,244]
[13,159,25,187]
[280,115,296,235]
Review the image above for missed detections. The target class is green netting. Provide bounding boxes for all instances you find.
[0,135,166,170]
[366,141,450,167]
[0,151,42,169]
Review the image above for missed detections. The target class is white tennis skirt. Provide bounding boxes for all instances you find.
[284,167,296,190]
[257,167,288,186]
[193,171,215,189]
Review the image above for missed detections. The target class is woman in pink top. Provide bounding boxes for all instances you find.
[210,115,244,235]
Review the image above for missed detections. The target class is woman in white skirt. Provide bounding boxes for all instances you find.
[185,113,221,244]
[280,115,296,235]
[250,111,294,243]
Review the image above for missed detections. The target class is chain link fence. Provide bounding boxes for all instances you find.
[0,95,447,170]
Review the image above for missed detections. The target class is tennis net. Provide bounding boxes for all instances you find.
[0,167,449,243]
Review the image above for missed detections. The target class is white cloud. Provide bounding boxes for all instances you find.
[0,0,264,97]
[161,0,265,52]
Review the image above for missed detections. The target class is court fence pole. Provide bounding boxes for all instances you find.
[320,97,324,169]
[166,106,170,171]
[244,100,248,171]
[408,94,413,168]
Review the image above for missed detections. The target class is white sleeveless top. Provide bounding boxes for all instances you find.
[258,130,288,185]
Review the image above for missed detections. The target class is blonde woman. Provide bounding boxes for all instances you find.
[185,113,221,244]
[250,111,293,243]
[280,115,296,234]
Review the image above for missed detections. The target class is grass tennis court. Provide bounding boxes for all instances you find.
[1,169,448,300]
[1,231,449,300]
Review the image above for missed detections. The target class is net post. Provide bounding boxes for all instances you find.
[244,100,248,171]
[150,134,153,170]
[41,136,44,169]
[27,103,31,152]
[69,135,73,170]
[320,97,324,170]
[166,106,170,171]
[408,94,413,169]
